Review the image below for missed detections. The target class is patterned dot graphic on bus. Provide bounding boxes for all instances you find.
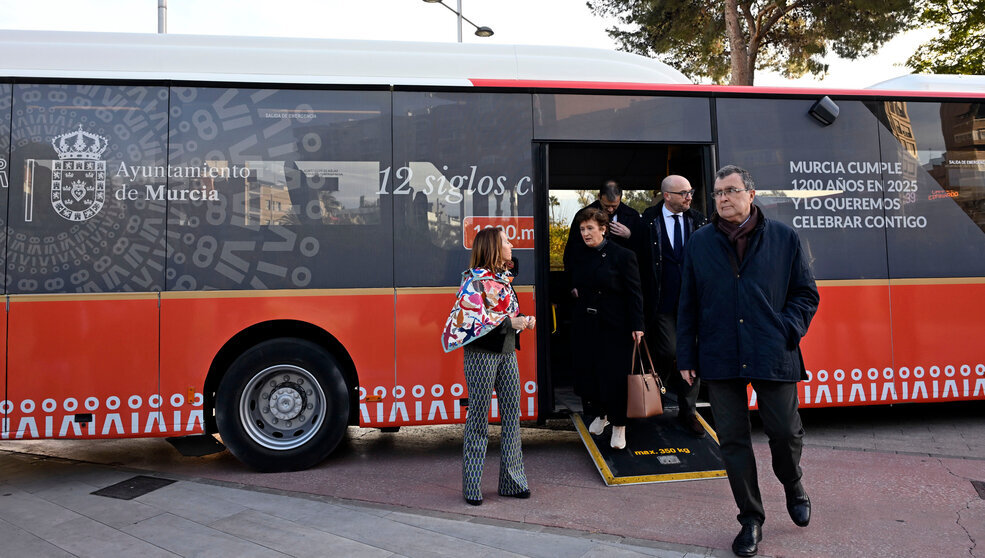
[164,86,392,291]
[8,83,169,294]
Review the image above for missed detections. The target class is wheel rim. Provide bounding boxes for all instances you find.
[239,364,327,451]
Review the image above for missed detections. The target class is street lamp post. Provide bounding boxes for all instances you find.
[456,0,462,43]
[158,0,167,34]
[421,0,493,42]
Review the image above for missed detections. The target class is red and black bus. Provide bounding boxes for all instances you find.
[0,31,982,471]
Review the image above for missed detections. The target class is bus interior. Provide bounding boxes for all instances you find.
[535,141,714,417]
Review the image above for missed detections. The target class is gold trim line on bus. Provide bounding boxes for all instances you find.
[6,279,980,302]
[9,289,395,303]
[162,288,394,299]
[815,277,985,287]
[888,277,985,286]
[6,286,538,303]
[8,292,160,303]
[394,285,535,294]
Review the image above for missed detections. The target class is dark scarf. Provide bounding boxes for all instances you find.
[715,205,761,263]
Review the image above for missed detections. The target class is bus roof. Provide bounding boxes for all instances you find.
[0,30,692,86]
[866,74,985,92]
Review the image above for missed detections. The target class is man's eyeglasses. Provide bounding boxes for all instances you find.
[712,188,750,199]
[666,190,694,198]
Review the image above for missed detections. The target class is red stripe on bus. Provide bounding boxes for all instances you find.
[468,79,985,98]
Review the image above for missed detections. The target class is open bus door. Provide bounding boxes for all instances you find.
[534,141,727,484]
[534,141,713,416]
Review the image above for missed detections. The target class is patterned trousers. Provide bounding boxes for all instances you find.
[462,350,528,501]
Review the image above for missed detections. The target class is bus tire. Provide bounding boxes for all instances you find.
[215,337,349,472]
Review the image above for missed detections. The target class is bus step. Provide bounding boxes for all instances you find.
[166,434,226,457]
[572,411,727,486]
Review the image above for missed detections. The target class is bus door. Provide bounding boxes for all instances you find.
[528,90,716,418]
[4,84,169,441]
[534,141,713,417]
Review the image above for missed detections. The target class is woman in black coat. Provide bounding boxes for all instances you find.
[567,207,645,449]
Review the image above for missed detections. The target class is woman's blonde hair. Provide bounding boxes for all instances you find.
[470,227,506,272]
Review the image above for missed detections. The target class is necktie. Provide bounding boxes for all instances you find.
[672,214,683,259]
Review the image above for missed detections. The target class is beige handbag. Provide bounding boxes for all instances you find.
[626,340,666,418]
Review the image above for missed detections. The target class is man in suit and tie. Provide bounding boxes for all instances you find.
[636,175,707,437]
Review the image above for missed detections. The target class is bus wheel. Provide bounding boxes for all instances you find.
[216,337,349,472]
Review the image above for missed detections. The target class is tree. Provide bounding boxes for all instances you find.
[907,0,985,74]
[622,189,654,214]
[588,0,916,85]
[576,189,593,207]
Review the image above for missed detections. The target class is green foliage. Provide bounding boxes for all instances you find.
[622,190,654,214]
[548,190,656,269]
[549,222,570,270]
[587,0,916,84]
[907,0,985,74]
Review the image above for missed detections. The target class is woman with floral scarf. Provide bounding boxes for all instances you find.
[441,227,535,506]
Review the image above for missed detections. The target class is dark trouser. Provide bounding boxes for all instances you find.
[581,376,629,427]
[572,310,632,427]
[647,312,700,417]
[706,379,804,526]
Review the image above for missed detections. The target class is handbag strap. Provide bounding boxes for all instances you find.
[631,339,652,391]
[638,340,666,393]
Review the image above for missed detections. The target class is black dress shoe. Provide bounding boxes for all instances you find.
[498,489,531,499]
[464,497,482,506]
[786,485,811,527]
[678,412,707,438]
[732,523,762,557]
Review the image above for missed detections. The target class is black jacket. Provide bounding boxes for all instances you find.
[468,319,517,353]
[676,209,819,382]
[636,202,707,317]
[568,240,645,333]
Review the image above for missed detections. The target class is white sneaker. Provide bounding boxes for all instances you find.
[588,416,609,435]
[610,426,626,449]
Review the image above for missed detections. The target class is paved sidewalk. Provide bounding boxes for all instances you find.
[1,402,982,557]
[0,450,720,558]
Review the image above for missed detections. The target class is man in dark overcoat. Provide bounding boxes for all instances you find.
[563,180,640,266]
[677,165,819,557]
[636,175,707,437]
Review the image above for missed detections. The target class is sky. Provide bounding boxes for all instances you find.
[0,0,935,88]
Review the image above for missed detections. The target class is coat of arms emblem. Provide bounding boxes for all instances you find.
[50,125,108,221]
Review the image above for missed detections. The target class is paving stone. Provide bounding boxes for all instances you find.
[30,515,178,557]
[32,481,165,529]
[578,544,673,557]
[1,462,90,494]
[173,481,351,523]
[0,517,75,558]
[387,511,598,558]
[0,490,84,532]
[292,507,527,558]
[122,512,287,557]
[211,508,394,558]
[134,481,248,524]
